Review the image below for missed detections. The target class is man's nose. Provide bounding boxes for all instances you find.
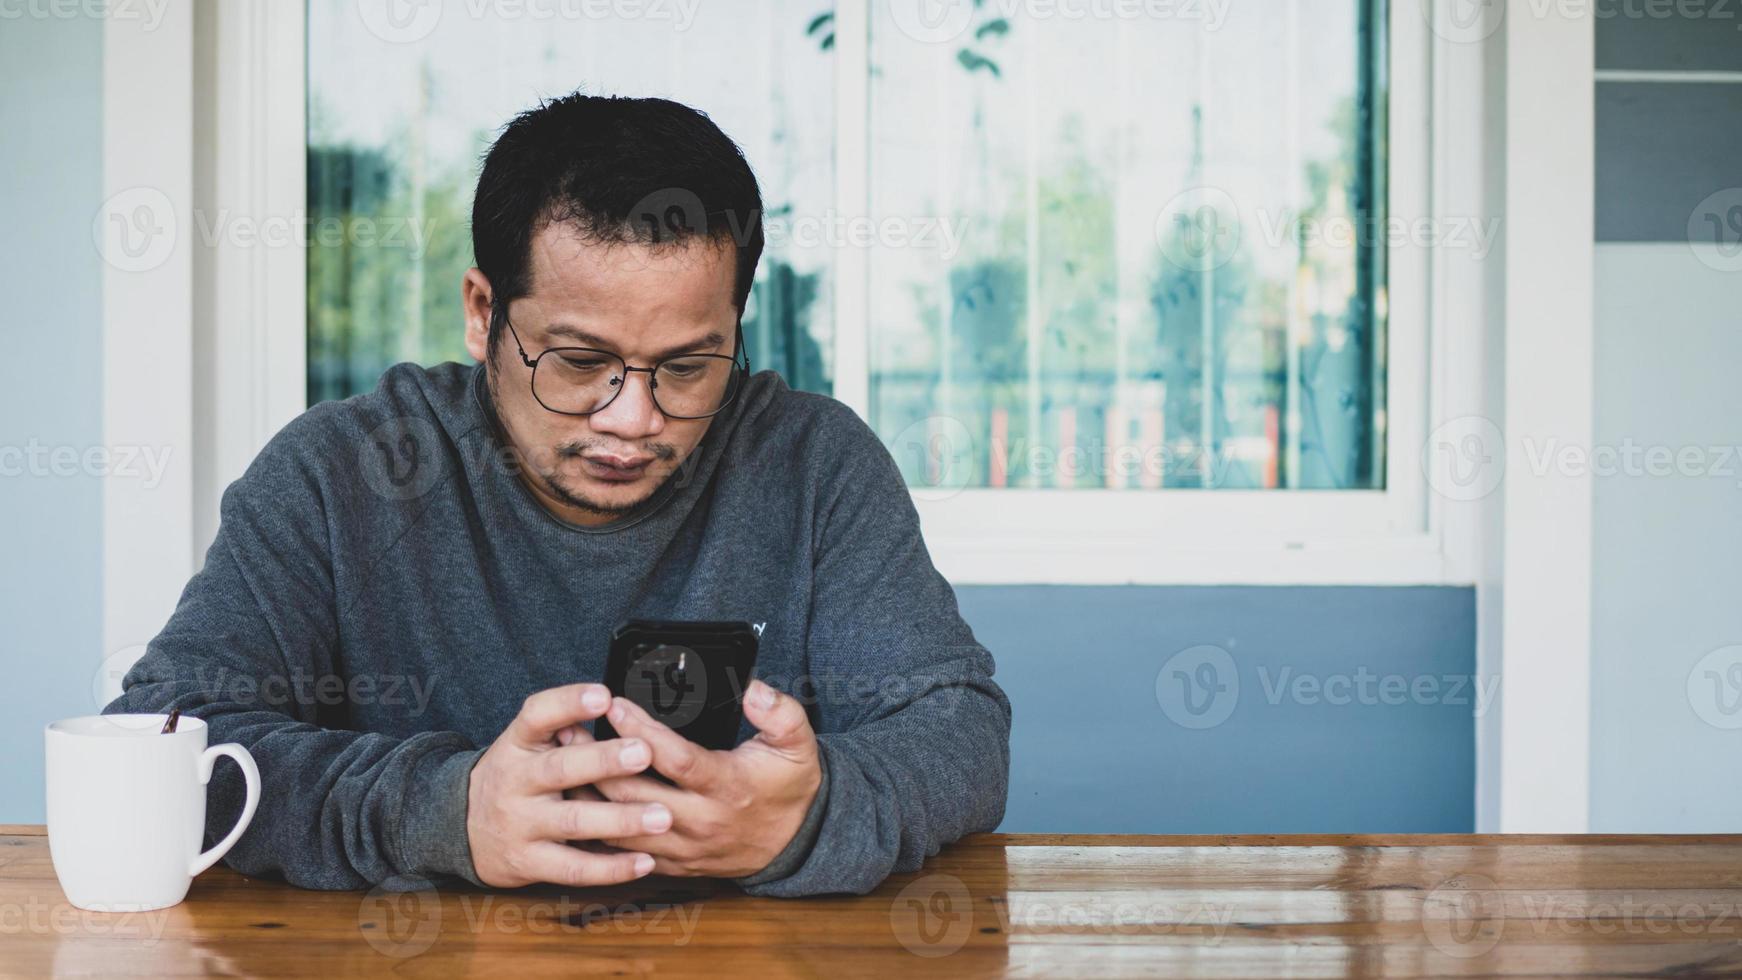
[588,368,666,438]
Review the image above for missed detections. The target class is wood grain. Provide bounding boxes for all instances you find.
[6,831,1742,977]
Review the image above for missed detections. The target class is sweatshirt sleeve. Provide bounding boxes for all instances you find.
[736,406,1013,897]
[101,417,485,891]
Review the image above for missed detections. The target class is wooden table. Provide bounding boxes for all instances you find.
[6,827,1742,977]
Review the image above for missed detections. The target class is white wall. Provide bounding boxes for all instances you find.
[1587,18,1742,829]
[1591,247,1742,829]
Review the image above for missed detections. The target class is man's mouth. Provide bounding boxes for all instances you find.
[580,454,653,483]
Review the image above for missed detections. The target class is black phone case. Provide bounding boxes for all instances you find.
[596,619,759,753]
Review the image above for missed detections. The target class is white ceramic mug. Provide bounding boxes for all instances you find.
[45,714,261,912]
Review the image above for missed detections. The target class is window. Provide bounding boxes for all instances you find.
[301,0,1434,584]
[866,1,1387,493]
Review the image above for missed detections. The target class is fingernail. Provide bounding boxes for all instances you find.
[619,739,650,769]
[582,687,609,713]
[634,854,655,876]
[608,699,627,723]
[755,683,777,710]
[643,804,672,833]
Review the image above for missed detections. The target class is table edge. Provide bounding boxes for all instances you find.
[9,825,1742,845]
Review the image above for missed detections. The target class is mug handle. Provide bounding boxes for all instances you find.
[189,742,261,878]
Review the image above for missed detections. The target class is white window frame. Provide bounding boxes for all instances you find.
[175,0,1474,587]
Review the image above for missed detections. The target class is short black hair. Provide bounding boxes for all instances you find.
[471,91,765,357]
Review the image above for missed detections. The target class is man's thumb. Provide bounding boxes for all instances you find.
[743,679,813,753]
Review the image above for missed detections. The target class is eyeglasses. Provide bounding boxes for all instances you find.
[495,305,750,420]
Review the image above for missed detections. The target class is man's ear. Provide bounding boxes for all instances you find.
[462,268,494,364]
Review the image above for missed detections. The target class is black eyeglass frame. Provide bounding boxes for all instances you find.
[493,302,752,420]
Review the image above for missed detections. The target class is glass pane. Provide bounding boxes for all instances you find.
[306,1,836,405]
[868,0,1387,491]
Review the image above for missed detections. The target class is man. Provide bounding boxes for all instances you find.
[104,93,1010,896]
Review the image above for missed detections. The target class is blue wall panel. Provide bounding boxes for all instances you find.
[0,13,107,824]
[960,585,1478,833]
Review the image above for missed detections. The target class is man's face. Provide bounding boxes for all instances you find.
[463,221,740,526]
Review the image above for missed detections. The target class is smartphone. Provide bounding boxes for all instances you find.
[595,619,760,753]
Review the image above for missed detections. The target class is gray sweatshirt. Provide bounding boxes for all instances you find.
[104,362,1011,896]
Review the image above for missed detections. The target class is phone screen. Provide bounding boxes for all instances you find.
[596,620,759,753]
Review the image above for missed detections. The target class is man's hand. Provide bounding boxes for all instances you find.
[467,683,675,888]
[593,679,823,879]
